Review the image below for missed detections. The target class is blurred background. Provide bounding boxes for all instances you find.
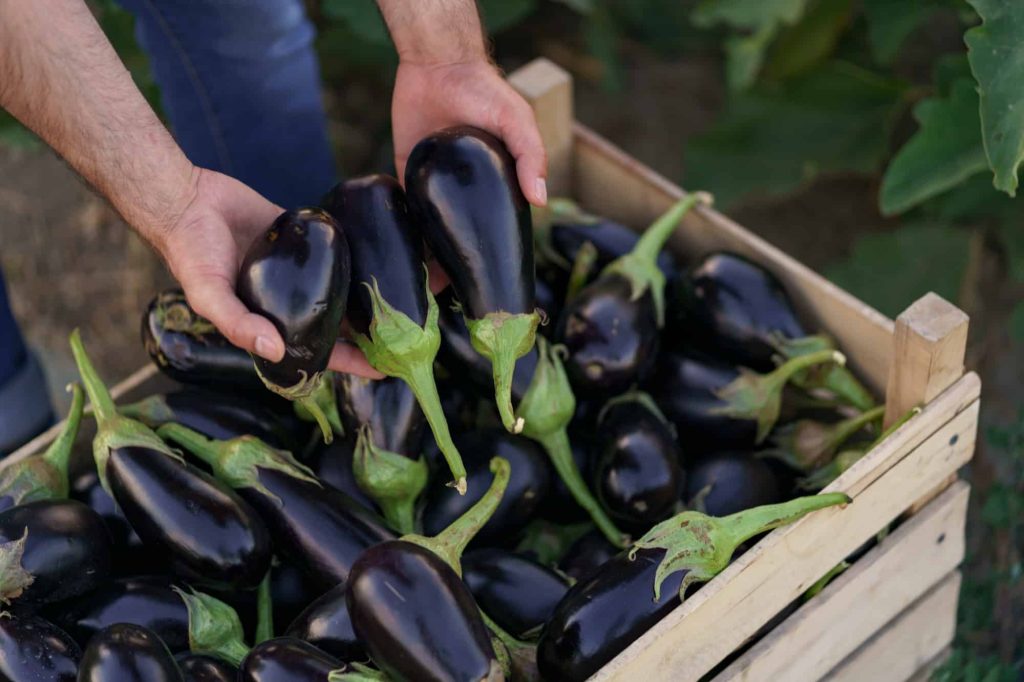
[0,0,1020,676]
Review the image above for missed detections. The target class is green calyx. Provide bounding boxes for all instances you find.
[774,334,876,411]
[531,197,599,271]
[354,275,466,494]
[118,395,174,426]
[0,529,34,604]
[255,569,274,645]
[0,383,85,506]
[253,361,335,444]
[711,349,846,444]
[154,291,217,336]
[69,329,184,494]
[518,339,629,549]
[327,663,389,681]
[174,586,250,667]
[157,423,320,503]
[601,191,712,328]
[403,457,511,576]
[761,404,885,472]
[565,240,598,304]
[632,492,851,601]
[465,310,541,435]
[293,372,344,444]
[354,425,428,534]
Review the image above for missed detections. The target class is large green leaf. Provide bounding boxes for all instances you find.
[692,0,809,30]
[763,0,852,81]
[825,223,969,318]
[965,0,1024,196]
[879,79,988,215]
[724,25,776,90]
[863,0,943,65]
[685,62,904,207]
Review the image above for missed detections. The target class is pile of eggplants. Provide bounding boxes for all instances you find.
[0,128,886,681]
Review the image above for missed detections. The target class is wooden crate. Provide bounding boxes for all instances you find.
[9,57,979,682]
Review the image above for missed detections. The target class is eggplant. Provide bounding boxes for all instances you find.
[336,373,427,532]
[538,493,851,680]
[0,383,84,510]
[70,469,159,576]
[421,428,551,546]
[177,653,238,682]
[49,577,190,653]
[672,252,874,410]
[158,424,394,592]
[463,548,570,638]
[285,581,364,662]
[270,560,322,636]
[142,288,262,391]
[559,530,617,581]
[592,392,684,531]
[236,207,350,443]
[762,405,884,473]
[304,439,377,513]
[347,458,512,681]
[238,637,353,682]
[0,499,110,605]
[405,126,541,435]
[323,175,467,492]
[70,330,272,589]
[120,387,302,453]
[0,613,80,682]
[78,623,182,681]
[557,194,708,395]
[686,451,782,516]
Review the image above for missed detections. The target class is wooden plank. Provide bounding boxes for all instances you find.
[594,377,979,681]
[907,647,953,682]
[828,572,961,682]
[572,124,895,395]
[714,481,969,682]
[509,58,574,197]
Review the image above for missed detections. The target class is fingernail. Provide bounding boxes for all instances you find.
[255,335,279,361]
[535,178,548,205]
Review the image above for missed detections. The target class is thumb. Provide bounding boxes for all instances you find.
[183,273,285,363]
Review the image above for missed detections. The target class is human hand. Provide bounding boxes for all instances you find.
[155,169,382,378]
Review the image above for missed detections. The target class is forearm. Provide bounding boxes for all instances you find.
[0,0,195,245]
[375,0,488,64]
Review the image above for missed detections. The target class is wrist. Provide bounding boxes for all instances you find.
[118,151,200,255]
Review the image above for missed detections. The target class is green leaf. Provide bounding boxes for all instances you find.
[692,0,810,30]
[763,0,853,81]
[725,25,778,91]
[923,172,1019,223]
[863,0,943,64]
[879,79,988,216]
[478,0,538,33]
[825,222,970,318]
[686,62,904,207]
[965,0,1024,196]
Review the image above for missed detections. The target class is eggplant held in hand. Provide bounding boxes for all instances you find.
[405,126,540,435]
[538,492,850,680]
[324,175,467,493]
[237,208,350,443]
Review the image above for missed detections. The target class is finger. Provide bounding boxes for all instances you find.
[328,342,386,379]
[498,98,548,206]
[184,275,285,362]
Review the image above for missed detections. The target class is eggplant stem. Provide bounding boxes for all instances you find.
[565,240,598,303]
[465,311,541,434]
[68,329,118,424]
[537,428,630,548]
[158,423,223,468]
[255,569,274,644]
[631,192,712,266]
[404,457,511,575]
[353,425,427,534]
[829,405,885,448]
[40,383,85,477]
[296,395,334,444]
[720,492,851,549]
[293,373,343,440]
[402,360,466,495]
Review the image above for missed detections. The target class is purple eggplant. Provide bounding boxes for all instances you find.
[285,581,364,662]
[405,126,541,435]
[78,623,183,682]
[559,530,617,582]
[686,451,782,516]
[238,637,356,682]
[304,439,377,513]
[236,208,350,443]
[0,613,80,682]
[70,469,160,576]
[177,653,238,682]
[463,548,570,638]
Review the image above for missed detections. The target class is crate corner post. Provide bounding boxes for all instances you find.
[509,58,574,197]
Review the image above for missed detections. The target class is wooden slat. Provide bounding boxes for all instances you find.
[714,481,969,682]
[828,572,961,682]
[571,124,895,395]
[907,647,953,682]
[594,376,979,681]
[509,58,574,197]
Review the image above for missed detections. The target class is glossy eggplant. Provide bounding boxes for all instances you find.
[538,493,851,680]
[593,393,684,531]
[142,288,262,391]
[557,194,708,395]
[406,126,541,434]
[672,252,874,410]
[323,175,466,490]
[177,653,238,682]
[237,207,350,442]
[158,424,394,592]
[558,529,617,582]
[0,383,84,510]
[0,613,80,682]
[238,637,349,682]
[78,623,183,682]
[285,581,364,662]
[0,499,110,604]
[49,577,189,653]
[463,548,570,638]
[270,561,321,637]
[304,439,377,513]
[70,469,159,576]
[422,428,550,545]
[70,330,272,589]
[685,451,782,516]
[336,373,428,532]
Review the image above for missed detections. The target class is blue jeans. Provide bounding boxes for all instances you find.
[0,0,335,450]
